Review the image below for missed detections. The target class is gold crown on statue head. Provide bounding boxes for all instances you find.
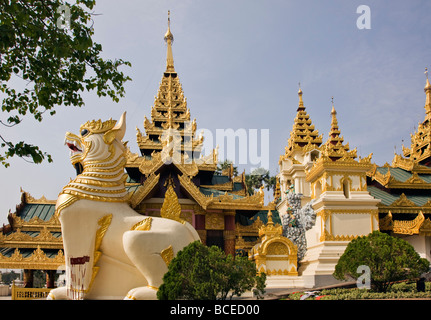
[80,118,117,134]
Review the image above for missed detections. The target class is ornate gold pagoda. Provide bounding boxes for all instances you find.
[319,102,357,161]
[402,71,431,165]
[123,12,268,256]
[0,189,64,289]
[367,72,431,238]
[136,12,202,159]
[0,13,271,297]
[277,88,323,207]
[280,87,323,163]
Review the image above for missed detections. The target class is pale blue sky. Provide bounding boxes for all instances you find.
[1,0,431,224]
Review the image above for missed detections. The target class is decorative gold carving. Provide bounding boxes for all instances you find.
[0,246,64,270]
[392,153,431,174]
[55,194,79,217]
[10,214,61,232]
[266,242,289,255]
[160,182,185,224]
[176,162,199,178]
[129,173,160,208]
[0,227,62,249]
[393,211,425,235]
[319,229,358,242]
[306,157,373,184]
[379,212,393,231]
[178,174,213,210]
[80,118,117,134]
[419,217,431,236]
[138,152,164,176]
[60,189,130,204]
[131,217,153,231]
[89,214,112,292]
[205,212,224,230]
[209,189,264,210]
[258,211,282,241]
[160,245,174,266]
[20,188,56,205]
[390,193,417,207]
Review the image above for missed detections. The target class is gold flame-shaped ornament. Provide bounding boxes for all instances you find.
[160,179,184,224]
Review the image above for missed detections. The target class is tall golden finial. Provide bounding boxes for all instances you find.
[330,96,337,126]
[164,10,175,73]
[297,82,304,111]
[425,67,431,117]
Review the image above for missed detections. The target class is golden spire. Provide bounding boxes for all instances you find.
[329,97,340,140]
[297,82,304,111]
[136,12,205,159]
[403,68,431,163]
[164,10,175,73]
[282,87,322,160]
[321,97,357,161]
[425,67,431,118]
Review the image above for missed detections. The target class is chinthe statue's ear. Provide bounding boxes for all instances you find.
[103,112,127,145]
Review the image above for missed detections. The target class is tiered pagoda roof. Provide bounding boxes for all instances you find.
[320,103,357,161]
[279,88,322,163]
[366,74,431,237]
[125,13,263,213]
[0,190,64,270]
[306,100,373,183]
[136,13,202,159]
[402,72,431,166]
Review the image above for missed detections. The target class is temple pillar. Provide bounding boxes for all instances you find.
[46,270,56,288]
[23,269,33,288]
[194,214,206,245]
[224,213,236,256]
[223,230,236,256]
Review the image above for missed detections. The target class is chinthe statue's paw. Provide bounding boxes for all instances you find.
[124,286,158,300]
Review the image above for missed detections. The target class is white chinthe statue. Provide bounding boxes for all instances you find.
[47,112,200,300]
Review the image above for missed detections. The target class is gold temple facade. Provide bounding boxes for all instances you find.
[1,13,431,294]
[276,77,431,286]
[0,13,270,292]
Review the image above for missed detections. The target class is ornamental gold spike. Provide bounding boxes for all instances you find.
[425,67,431,118]
[321,99,357,161]
[164,10,175,73]
[160,178,184,224]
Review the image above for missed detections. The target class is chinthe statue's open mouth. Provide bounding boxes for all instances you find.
[66,142,82,153]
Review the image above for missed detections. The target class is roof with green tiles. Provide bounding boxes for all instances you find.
[0,247,61,259]
[367,186,431,207]
[376,166,431,183]
[19,203,56,222]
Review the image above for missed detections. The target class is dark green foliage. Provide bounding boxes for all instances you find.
[333,231,430,292]
[0,0,131,166]
[245,167,276,196]
[157,241,266,300]
[215,159,238,176]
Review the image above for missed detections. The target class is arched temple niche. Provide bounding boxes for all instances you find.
[249,211,298,276]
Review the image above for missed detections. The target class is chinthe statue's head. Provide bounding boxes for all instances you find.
[64,112,127,174]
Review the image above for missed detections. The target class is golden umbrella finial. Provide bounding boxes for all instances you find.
[164,10,175,72]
